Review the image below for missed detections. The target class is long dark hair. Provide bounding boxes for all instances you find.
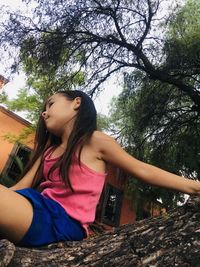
[25,90,97,190]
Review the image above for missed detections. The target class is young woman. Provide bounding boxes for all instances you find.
[1,90,200,247]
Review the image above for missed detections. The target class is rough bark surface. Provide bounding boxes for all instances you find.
[1,196,200,267]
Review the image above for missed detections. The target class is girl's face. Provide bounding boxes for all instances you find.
[41,93,81,136]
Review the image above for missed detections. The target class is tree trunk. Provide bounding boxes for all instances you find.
[1,196,200,267]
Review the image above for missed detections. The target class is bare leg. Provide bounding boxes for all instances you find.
[0,184,33,244]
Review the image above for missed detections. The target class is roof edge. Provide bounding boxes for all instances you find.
[0,105,32,127]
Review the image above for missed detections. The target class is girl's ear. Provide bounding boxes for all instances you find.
[74,97,81,110]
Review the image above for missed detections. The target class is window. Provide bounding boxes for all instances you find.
[100,184,123,227]
[3,143,32,181]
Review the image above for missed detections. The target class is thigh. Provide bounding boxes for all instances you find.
[16,188,85,247]
[0,184,33,244]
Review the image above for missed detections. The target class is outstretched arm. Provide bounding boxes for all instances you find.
[97,132,200,195]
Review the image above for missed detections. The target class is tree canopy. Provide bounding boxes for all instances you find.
[1,0,199,102]
[108,0,200,209]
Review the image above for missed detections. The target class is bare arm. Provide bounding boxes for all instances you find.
[96,132,200,195]
[9,157,42,191]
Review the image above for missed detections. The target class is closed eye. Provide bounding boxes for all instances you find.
[46,97,55,109]
[48,101,54,107]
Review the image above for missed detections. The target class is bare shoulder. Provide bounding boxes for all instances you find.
[91,131,142,173]
[90,131,121,160]
[90,131,117,148]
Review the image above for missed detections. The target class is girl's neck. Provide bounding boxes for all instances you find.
[58,142,67,150]
[59,133,70,150]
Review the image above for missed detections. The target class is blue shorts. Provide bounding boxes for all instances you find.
[15,188,85,247]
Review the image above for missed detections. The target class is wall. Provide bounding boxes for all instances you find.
[0,106,34,173]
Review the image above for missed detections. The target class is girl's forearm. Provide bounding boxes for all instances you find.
[138,163,200,195]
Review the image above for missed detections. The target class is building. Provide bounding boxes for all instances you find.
[0,106,34,182]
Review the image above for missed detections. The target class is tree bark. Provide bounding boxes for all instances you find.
[1,196,200,267]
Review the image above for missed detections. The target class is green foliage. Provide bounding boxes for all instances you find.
[0,91,8,103]
[168,0,200,44]
[97,113,110,131]
[164,0,200,75]
[2,126,34,145]
[1,0,190,99]
[107,0,200,212]
[1,0,200,113]
[110,68,200,210]
[1,28,86,123]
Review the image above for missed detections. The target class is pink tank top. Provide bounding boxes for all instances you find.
[40,148,107,235]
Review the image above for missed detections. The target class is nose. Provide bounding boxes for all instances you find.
[41,111,47,119]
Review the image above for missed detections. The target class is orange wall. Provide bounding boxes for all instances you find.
[0,106,34,173]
